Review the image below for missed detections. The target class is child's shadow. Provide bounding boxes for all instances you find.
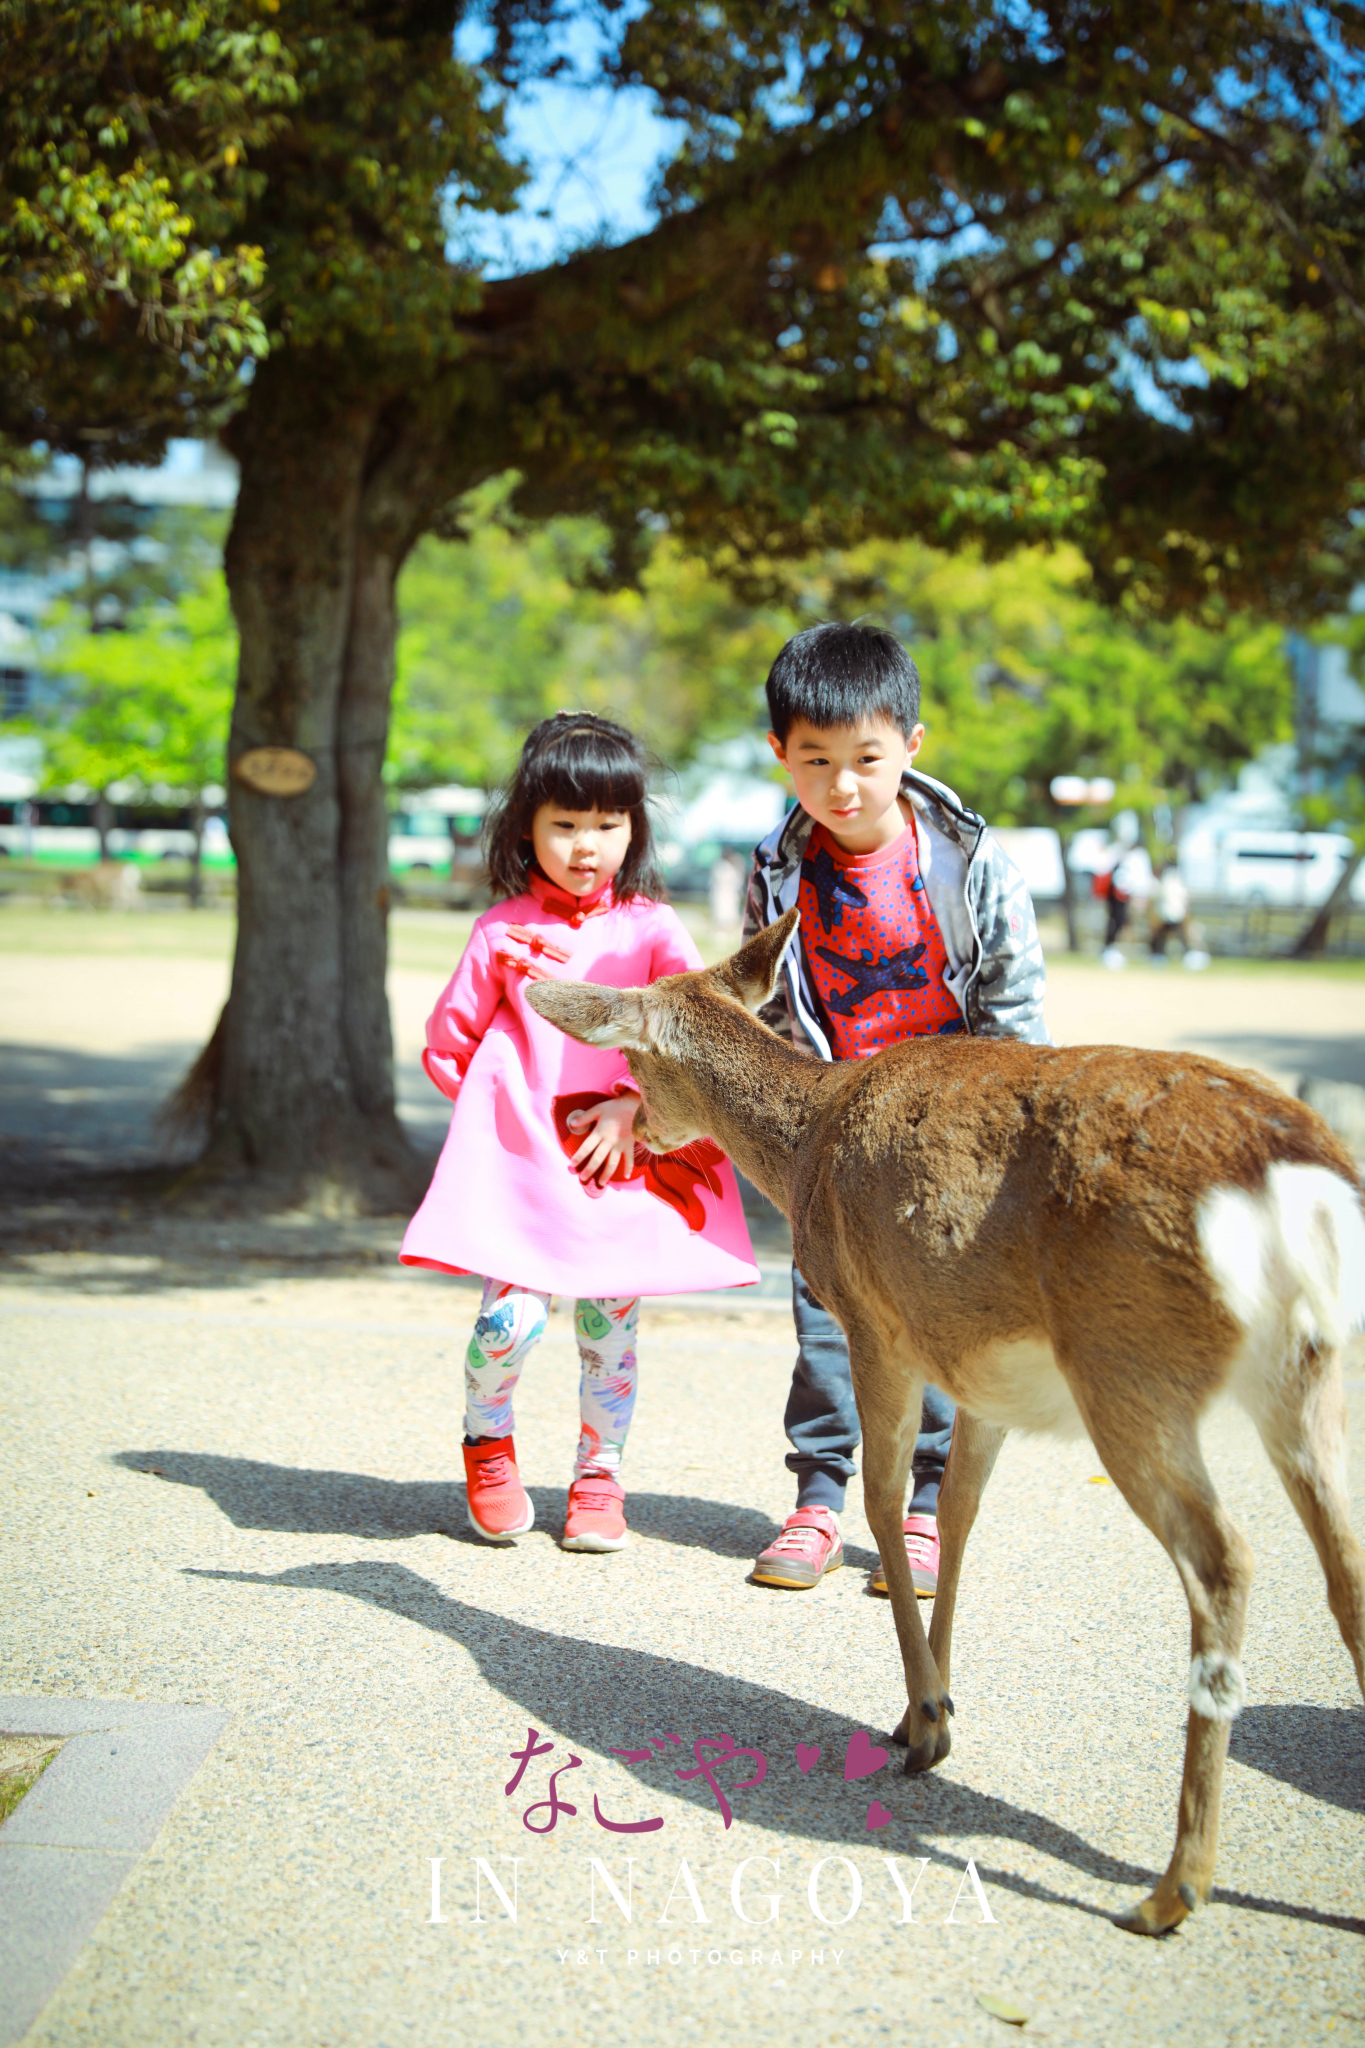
[112,1450,879,1569]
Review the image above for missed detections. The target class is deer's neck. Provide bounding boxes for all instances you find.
[661,1012,828,1220]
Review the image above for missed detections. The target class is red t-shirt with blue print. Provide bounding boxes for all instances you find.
[797,817,965,1059]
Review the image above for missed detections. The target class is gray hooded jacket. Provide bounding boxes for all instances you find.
[742,767,1051,1058]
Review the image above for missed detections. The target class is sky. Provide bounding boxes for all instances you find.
[452,15,685,274]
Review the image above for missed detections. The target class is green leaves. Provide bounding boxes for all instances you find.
[6,0,1365,619]
[1,1,296,445]
[389,483,1294,829]
[34,573,237,797]
[390,483,786,789]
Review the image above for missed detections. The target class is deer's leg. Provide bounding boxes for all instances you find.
[926,1412,1007,1694]
[849,1334,952,1772]
[1246,1340,1365,1698]
[1079,1402,1254,1938]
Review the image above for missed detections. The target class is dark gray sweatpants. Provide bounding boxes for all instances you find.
[785,1265,955,1516]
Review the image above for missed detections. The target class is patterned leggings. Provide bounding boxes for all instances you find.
[464,1278,641,1480]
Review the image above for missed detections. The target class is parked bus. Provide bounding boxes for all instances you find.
[0,795,234,868]
[387,786,487,902]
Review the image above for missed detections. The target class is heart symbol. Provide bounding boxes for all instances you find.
[865,1800,894,1831]
[843,1729,890,1781]
[795,1743,821,1775]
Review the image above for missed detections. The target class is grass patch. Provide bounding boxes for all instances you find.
[0,1734,62,1824]
[4,901,1360,977]
[0,905,235,960]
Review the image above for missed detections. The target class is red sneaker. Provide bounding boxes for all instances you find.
[463,1436,534,1542]
[562,1472,628,1552]
[752,1508,844,1590]
[870,1513,939,1598]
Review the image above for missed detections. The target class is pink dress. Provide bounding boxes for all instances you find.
[400,874,759,1297]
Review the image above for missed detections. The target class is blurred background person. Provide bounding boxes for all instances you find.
[708,844,745,942]
[1097,825,1154,969]
[1150,861,1191,959]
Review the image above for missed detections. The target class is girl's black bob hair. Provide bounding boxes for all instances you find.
[484,711,666,904]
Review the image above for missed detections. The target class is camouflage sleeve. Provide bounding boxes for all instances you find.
[967,835,1052,1045]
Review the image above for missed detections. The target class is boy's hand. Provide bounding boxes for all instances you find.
[565,1093,642,1186]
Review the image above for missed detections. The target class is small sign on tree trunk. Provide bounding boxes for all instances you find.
[232,747,317,797]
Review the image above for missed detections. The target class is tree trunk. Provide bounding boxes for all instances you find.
[1059,828,1080,953]
[1289,843,1365,958]
[93,789,112,862]
[198,360,440,1207]
[1050,811,1080,952]
[187,793,204,910]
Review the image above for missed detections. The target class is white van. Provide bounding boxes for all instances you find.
[991,827,1066,902]
[1178,825,1362,907]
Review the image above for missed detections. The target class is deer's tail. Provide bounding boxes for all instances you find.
[1198,1162,1365,1353]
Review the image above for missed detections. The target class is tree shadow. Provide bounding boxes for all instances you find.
[112,1450,879,1568]
[1229,1704,1365,1815]
[0,1037,447,1176]
[1181,1031,1365,1090]
[0,1039,189,1176]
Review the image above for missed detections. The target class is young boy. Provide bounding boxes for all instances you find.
[745,622,1050,1597]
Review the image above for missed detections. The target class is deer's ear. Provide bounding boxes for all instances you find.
[526,979,650,1052]
[712,905,799,1015]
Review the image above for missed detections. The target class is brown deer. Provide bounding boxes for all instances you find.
[527,907,1365,1936]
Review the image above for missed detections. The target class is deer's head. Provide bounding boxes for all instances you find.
[526,907,800,1153]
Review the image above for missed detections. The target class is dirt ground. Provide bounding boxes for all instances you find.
[2,904,1362,1187]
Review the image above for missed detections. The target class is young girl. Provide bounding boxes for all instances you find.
[400,712,758,1553]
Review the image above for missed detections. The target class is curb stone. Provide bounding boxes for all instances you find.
[0,1696,229,2045]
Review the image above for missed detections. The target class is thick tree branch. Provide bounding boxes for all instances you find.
[1151,100,1365,332]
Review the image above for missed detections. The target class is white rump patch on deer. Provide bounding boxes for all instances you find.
[1188,1651,1247,1722]
[1197,1164,1365,1352]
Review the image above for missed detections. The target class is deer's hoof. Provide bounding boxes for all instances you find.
[894,1698,952,1773]
[1112,1881,1201,1937]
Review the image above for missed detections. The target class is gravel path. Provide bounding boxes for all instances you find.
[2,924,1363,2044]
[1,1271,1362,2047]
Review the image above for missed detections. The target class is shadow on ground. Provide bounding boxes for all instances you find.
[0,1040,191,1172]
[185,1555,1365,1940]
[113,1450,870,1566]
[1230,1704,1365,1817]
[111,1448,1363,1938]
[1182,1032,1365,1090]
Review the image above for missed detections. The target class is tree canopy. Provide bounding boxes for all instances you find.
[7,0,1360,1195]
[5,1,1365,610]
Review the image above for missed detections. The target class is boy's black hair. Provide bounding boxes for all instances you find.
[483,711,665,904]
[765,622,921,744]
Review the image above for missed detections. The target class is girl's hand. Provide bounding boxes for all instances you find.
[565,1093,641,1187]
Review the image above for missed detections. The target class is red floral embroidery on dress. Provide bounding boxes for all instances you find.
[551,1091,726,1235]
